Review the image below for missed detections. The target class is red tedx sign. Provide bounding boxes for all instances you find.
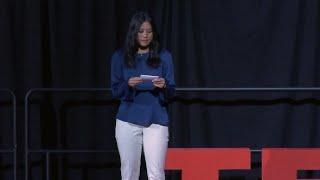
[165,148,320,180]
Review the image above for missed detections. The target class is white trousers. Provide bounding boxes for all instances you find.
[115,119,168,180]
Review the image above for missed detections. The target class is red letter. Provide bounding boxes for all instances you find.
[262,148,320,180]
[165,148,251,180]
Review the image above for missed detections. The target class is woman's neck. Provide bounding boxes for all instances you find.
[137,47,149,54]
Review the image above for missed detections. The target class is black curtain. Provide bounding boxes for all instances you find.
[2,0,320,179]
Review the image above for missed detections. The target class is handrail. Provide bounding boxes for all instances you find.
[25,87,320,180]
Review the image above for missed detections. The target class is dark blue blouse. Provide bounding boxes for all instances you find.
[110,49,175,127]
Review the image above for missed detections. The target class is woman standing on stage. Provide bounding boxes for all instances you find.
[110,11,175,180]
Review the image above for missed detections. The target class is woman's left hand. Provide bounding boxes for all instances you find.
[152,78,166,88]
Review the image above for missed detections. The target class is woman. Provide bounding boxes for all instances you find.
[110,12,175,180]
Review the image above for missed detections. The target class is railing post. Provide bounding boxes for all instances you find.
[0,89,17,180]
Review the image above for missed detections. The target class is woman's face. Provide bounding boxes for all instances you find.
[137,21,153,48]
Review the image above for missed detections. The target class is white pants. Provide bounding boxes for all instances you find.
[115,119,168,180]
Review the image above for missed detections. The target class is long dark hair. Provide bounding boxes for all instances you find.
[124,12,161,68]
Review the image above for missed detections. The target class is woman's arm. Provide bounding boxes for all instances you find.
[110,51,135,101]
[159,51,176,104]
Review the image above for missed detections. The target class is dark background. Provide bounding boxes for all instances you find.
[1,0,320,179]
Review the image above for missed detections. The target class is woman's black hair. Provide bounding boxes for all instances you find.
[124,12,161,68]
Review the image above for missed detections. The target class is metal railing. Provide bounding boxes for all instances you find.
[0,89,17,180]
[24,87,320,180]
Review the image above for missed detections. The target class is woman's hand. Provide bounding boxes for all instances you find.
[128,77,143,87]
[152,78,166,88]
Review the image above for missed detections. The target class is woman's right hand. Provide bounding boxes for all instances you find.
[128,77,143,87]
